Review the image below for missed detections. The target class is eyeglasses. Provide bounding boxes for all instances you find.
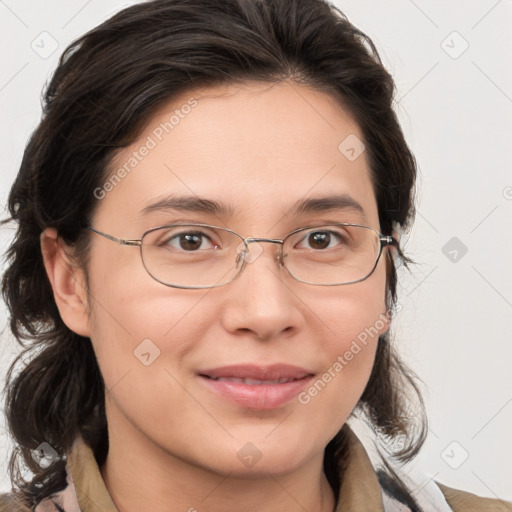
[86,223,397,289]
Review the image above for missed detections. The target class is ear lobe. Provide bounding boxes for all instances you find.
[40,228,91,337]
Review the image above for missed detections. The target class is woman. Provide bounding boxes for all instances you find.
[1,0,510,511]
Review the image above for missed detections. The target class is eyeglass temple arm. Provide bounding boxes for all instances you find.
[380,234,409,265]
[380,235,398,248]
[86,227,141,246]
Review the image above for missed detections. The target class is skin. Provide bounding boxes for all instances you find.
[41,80,391,512]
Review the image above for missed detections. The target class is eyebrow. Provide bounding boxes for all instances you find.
[289,194,365,218]
[140,193,366,219]
[140,196,235,217]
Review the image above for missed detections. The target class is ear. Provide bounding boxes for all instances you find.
[40,228,91,337]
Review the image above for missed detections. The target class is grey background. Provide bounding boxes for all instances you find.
[1,0,511,501]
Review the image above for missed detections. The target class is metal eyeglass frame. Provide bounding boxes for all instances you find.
[86,223,398,289]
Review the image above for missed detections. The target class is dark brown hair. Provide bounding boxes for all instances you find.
[1,0,425,508]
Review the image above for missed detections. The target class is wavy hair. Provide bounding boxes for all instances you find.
[1,0,425,508]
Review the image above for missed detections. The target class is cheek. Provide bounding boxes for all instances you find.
[317,307,382,382]
[318,258,388,350]
[86,283,217,438]
[296,334,380,443]
[299,266,388,421]
[85,256,214,393]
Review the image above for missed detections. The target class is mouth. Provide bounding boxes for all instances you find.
[201,375,308,385]
[197,364,315,409]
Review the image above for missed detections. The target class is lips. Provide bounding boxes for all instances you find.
[197,364,315,409]
[198,364,313,381]
[206,376,303,385]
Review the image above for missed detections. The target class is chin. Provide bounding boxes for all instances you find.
[228,437,316,477]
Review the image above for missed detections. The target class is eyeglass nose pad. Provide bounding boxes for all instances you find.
[276,251,285,268]
[235,243,247,268]
[235,240,265,265]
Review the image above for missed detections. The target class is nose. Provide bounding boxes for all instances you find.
[221,240,303,341]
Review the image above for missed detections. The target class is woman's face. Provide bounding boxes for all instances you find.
[79,81,390,476]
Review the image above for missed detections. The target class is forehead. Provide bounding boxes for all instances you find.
[96,81,378,232]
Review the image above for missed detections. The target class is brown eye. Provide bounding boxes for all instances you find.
[161,231,216,251]
[296,230,345,251]
[178,233,204,251]
[308,232,331,250]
